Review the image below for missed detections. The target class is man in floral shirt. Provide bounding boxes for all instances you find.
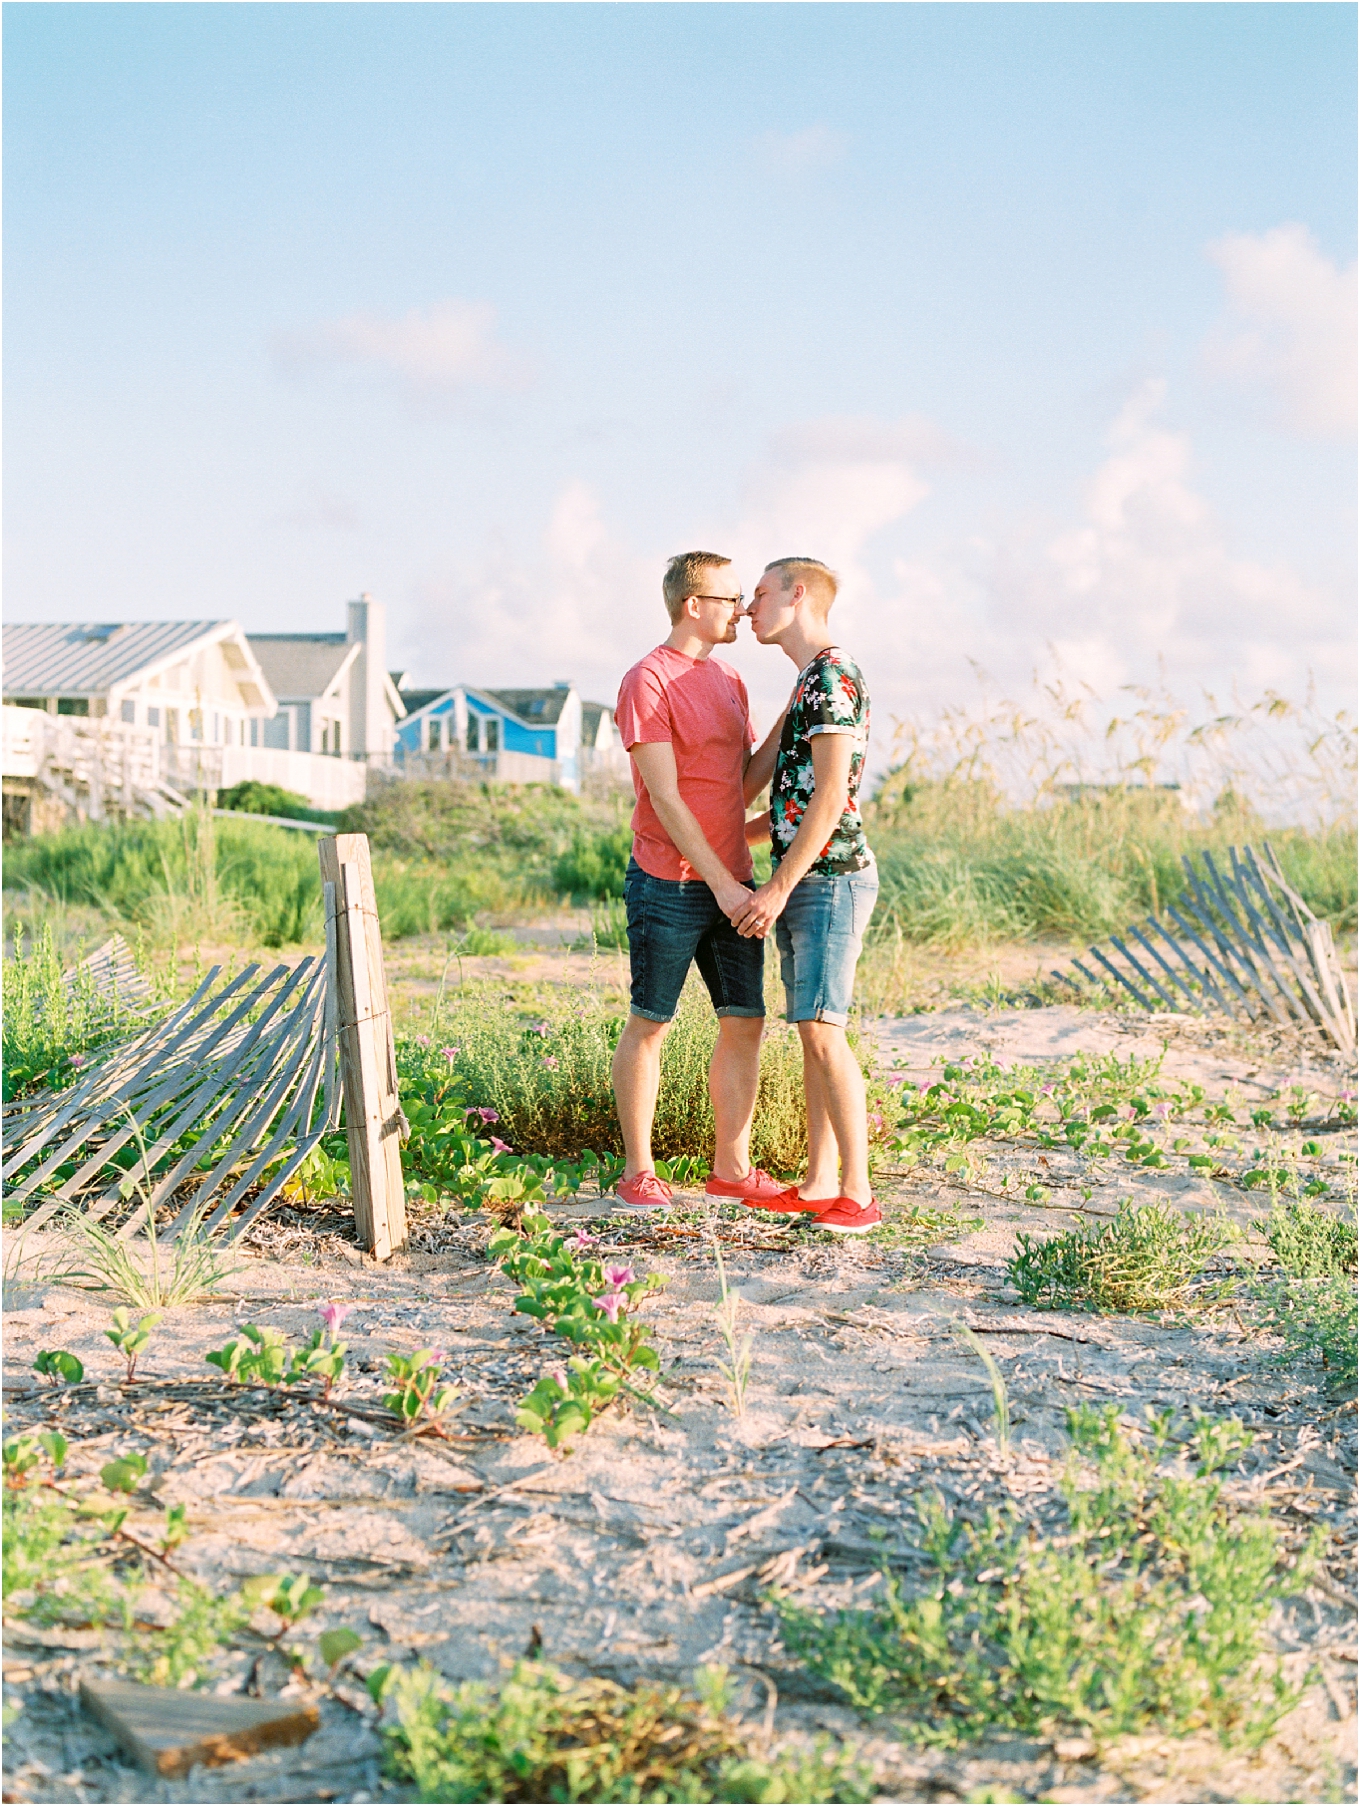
[734,557,880,1236]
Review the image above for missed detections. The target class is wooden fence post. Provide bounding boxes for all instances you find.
[317,833,408,1260]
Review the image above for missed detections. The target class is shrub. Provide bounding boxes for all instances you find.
[1008,1203,1236,1313]
[778,1406,1311,1749]
[215,780,319,819]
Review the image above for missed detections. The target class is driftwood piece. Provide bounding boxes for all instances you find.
[79,1677,319,1777]
[1056,841,1355,1052]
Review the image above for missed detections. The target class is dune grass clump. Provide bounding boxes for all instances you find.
[428,976,892,1175]
[1008,1202,1236,1314]
[3,807,322,948]
[778,1406,1311,1751]
[866,677,1356,947]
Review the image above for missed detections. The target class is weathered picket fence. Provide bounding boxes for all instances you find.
[2,834,409,1260]
[1058,842,1355,1053]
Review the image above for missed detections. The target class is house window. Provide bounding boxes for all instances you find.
[164,708,179,744]
[56,698,89,716]
[212,713,220,743]
[485,718,500,753]
[147,706,160,728]
[120,701,136,724]
[428,717,442,752]
[188,709,204,742]
[466,716,480,753]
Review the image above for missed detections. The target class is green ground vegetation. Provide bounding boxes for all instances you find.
[1254,1196,1359,1397]
[6,756,1354,962]
[866,779,1356,949]
[370,1658,866,1803]
[778,1405,1316,1751]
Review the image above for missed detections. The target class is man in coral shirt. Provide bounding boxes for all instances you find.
[611,551,790,1211]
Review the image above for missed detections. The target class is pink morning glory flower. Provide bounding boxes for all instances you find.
[70,1053,86,1069]
[530,1022,550,1037]
[476,1106,499,1124]
[566,1228,598,1251]
[543,1056,559,1070]
[490,1136,512,1154]
[442,1046,460,1063]
[602,1262,635,1288]
[887,1073,907,1087]
[414,1034,431,1047]
[317,1301,352,1339]
[551,1367,569,1389]
[596,1289,626,1323]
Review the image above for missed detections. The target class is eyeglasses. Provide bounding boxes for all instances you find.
[692,594,745,608]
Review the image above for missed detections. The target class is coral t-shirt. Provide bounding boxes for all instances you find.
[615,645,755,884]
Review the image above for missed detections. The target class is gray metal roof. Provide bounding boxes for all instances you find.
[581,701,613,745]
[2,621,230,696]
[246,635,355,700]
[400,688,454,716]
[481,686,572,726]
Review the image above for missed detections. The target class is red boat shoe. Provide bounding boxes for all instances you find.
[615,1171,673,1210]
[811,1197,882,1236]
[705,1168,788,1204]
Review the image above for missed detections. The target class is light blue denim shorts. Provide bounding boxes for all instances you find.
[773,864,879,1026]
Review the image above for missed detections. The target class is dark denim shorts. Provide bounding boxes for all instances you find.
[774,865,879,1026]
[623,859,766,1023]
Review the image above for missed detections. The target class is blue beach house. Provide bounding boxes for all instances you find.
[394,681,586,790]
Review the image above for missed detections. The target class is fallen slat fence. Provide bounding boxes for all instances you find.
[2,833,409,1258]
[1056,841,1356,1053]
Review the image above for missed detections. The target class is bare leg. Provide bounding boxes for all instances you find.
[796,1020,871,1203]
[709,1015,764,1181]
[799,1052,842,1199]
[612,1012,671,1180]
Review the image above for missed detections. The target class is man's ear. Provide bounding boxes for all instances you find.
[683,595,701,619]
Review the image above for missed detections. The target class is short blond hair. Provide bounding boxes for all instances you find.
[764,556,838,615]
[662,551,732,623]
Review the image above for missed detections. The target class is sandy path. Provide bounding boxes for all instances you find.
[3,1008,1355,1804]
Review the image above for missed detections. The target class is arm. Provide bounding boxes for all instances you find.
[742,683,797,806]
[629,740,753,920]
[744,814,771,846]
[732,732,855,938]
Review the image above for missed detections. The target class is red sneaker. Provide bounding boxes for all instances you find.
[705,1168,788,1204]
[732,1189,829,1216]
[811,1197,882,1236]
[615,1171,673,1210]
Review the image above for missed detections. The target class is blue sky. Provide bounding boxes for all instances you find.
[5,2,1355,762]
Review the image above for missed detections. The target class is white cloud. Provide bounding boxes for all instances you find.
[754,123,847,175]
[392,390,1351,777]
[1204,223,1357,437]
[274,299,527,404]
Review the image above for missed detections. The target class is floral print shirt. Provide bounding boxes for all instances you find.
[769,648,872,875]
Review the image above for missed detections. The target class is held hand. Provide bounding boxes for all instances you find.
[715,876,758,924]
[733,878,789,939]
